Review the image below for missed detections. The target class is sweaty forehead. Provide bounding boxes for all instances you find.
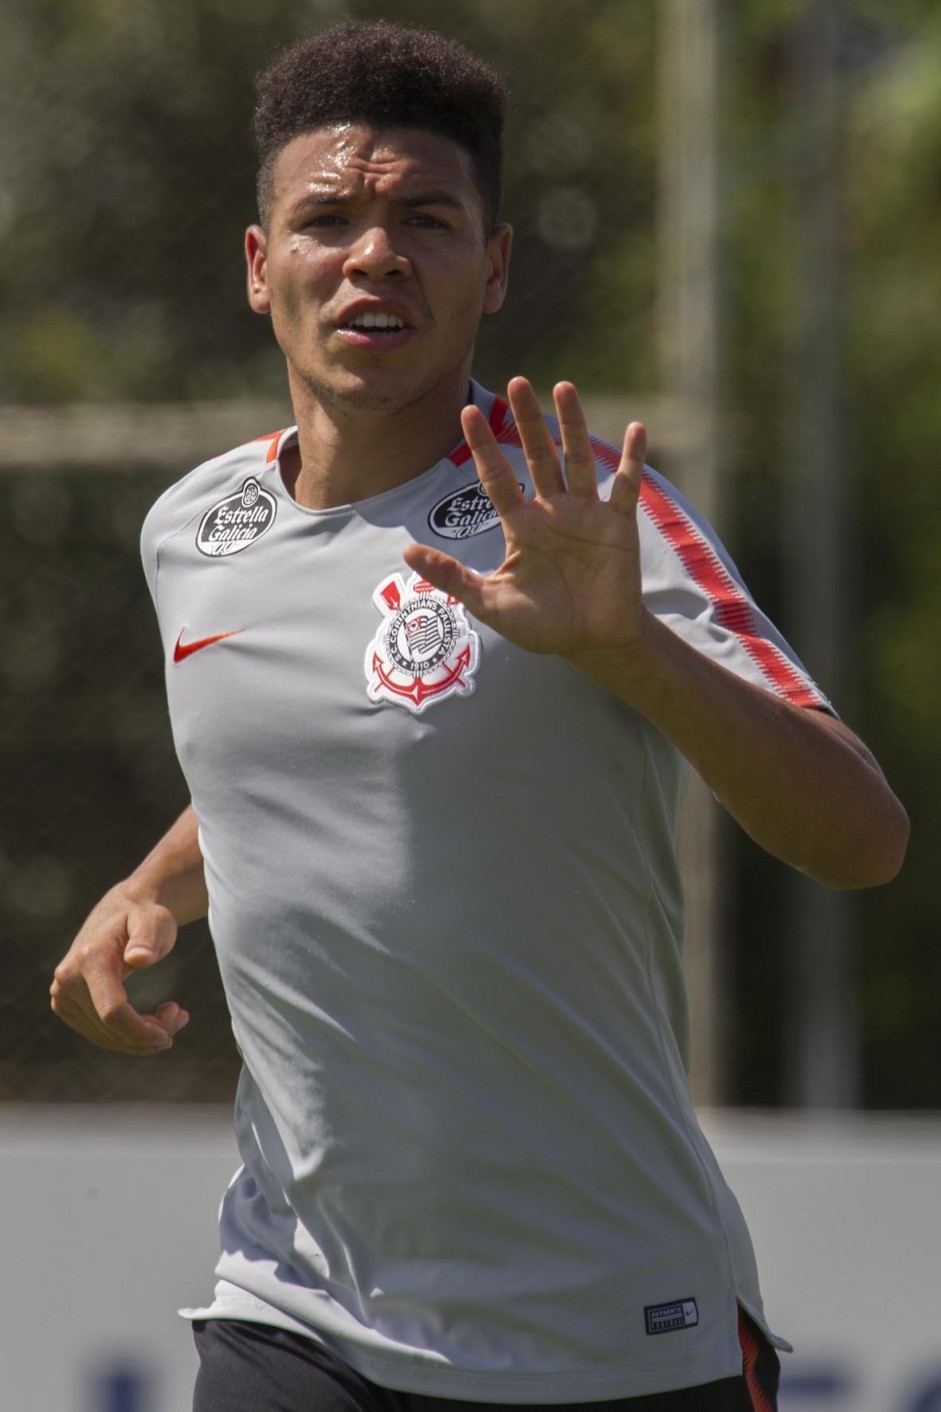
[271,124,478,203]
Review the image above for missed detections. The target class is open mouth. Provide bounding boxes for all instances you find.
[344,312,407,332]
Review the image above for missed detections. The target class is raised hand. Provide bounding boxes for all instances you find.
[403,378,649,662]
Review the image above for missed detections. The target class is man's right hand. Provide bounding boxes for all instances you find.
[52,804,207,1054]
[51,884,190,1054]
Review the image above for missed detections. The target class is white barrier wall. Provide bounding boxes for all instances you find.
[3,1106,940,1412]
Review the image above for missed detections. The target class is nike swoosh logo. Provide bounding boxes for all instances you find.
[173,628,243,663]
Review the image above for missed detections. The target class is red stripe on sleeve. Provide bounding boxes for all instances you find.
[637,470,820,705]
[457,416,820,708]
[588,430,820,706]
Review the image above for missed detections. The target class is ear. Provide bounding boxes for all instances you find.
[482,223,513,316]
[245,225,270,315]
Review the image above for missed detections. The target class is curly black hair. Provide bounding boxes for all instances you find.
[253,22,508,230]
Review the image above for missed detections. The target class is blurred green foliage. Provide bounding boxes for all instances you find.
[843,13,941,1105]
[1,0,937,1105]
[0,0,658,401]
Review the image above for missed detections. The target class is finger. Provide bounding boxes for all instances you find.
[506,377,566,498]
[155,1000,191,1037]
[460,404,526,517]
[608,422,648,517]
[124,905,177,968]
[51,895,183,1053]
[99,999,177,1051]
[552,382,598,497]
[51,981,173,1053]
[402,541,487,617]
[52,946,175,1053]
[82,959,177,1050]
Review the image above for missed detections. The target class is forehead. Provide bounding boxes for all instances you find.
[269,124,480,206]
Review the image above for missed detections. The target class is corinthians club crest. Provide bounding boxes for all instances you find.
[365,572,480,713]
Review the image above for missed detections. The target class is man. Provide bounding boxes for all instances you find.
[51,21,908,1412]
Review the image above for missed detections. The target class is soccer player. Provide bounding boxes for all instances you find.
[51,22,908,1412]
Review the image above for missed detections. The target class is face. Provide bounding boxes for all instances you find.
[245,125,512,417]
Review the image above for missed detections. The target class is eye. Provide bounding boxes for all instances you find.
[405,213,449,230]
[301,212,348,230]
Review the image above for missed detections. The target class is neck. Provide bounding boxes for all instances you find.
[284,371,474,510]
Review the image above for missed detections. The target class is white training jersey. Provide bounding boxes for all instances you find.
[141,382,825,1400]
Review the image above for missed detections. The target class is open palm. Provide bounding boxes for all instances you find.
[403,378,649,661]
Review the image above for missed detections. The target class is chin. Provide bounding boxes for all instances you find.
[300,368,450,416]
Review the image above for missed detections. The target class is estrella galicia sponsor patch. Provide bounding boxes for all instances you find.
[644,1298,700,1336]
[365,571,480,713]
[196,477,276,557]
[428,481,516,540]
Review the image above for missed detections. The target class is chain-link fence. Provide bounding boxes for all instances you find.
[0,0,659,406]
[1,451,234,1101]
[2,0,938,1109]
[1,0,666,1106]
[0,395,666,1107]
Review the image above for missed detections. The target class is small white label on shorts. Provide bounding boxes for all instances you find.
[644,1297,700,1335]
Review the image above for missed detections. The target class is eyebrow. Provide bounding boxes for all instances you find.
[288,189,466,218]
[398,192,465,210]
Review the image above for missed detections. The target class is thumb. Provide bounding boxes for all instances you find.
[123,903,178,970]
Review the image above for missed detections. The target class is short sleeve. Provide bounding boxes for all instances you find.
[635,464,833,712]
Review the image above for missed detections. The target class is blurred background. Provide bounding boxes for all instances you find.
[1,0,939,1407]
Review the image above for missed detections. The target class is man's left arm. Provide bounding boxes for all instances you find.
[404,378,909,890]
[568,614,907,889]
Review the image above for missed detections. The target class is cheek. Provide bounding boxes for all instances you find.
[268,251,325,329]
[434,261,492,324]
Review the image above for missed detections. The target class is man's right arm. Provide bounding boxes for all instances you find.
[50,804,207,1055]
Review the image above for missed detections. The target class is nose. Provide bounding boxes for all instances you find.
[342,223,411,281]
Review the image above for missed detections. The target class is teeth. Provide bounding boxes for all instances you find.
[350,312,405,330]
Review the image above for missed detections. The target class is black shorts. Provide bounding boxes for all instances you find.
[192,1307,779,1412]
